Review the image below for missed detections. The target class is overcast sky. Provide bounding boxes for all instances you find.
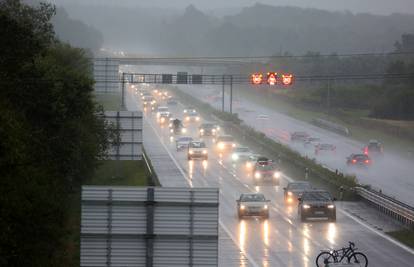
[48,0,414,15]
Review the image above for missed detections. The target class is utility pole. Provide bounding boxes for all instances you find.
[121,72,126,109]
[222,75,225,112]
[230,75,233,114]
[327,79,331,111]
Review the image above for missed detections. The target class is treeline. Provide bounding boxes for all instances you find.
[60,3,414,56]
[236,35,414,120]
[0,1,115,266]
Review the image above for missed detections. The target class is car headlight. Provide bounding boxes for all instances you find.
[274,172,281,178]
[303,204,311,209]
[212,129,216,132]
[196,116,200,121]
[181,128,187,133]
[186,117,190,121]
[246,162,252,168]
[327,204,335,209]
[170,129,173,133]
[160,117,165,123]
[232,154,239,161]
[169,123,172,127]
[144,101,147,104]
[287,191,293,196]
[200,129,204,133]
[216,126,220,131]
[202,150,207,154]
[232,143,236,147]
[240,205,245,210]
[218,143,224,150]
[254,172,261,179]
[189,150,194,155]
[263,205,268,209]
[157,113,160,118]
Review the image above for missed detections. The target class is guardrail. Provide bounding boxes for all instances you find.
[312,118,351,136]
[355,186,414,228]
[142,148,160,186]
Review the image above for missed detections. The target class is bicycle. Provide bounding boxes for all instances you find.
[316,241,368,267]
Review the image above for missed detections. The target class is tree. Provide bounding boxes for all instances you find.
[0,1,115,265]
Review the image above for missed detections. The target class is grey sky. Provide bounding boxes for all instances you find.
[48,0,414,15]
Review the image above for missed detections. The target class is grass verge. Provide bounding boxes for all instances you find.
[235,86,414,154]
[64,160,151,266]
[387,229,414,248]
[94,92,123,111]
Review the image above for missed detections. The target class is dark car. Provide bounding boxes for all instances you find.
[291,131,309,142]
[199,123,218,137]
[283,181,312,204]
[253,159,281,185]
[237,193,270,219]
[346,154,371,167]
[363,140,383,157]
[298,190,336,222]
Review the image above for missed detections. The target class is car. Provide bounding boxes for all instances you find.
[142,95,155,106]
[253,158,281,185]
[283,181,312,204]
[304,137,320,149]
[244,154,263,170]
[156,106,171,123]
[291,131,309,142]
[363,140,383,157]
[315,143,336,155]
[346,153,371,167]
[199,123,219,137]
[183,107,196,114]
[214,135,236,152]
[298,190,336,222]
[184,110,200,122]
[187,141,208,160]
[231,146,252,162]
[141,91,151,98]
[237,193,270,219]
[175,136,193,151]
[156,106,169,117]
[167,97,178,105]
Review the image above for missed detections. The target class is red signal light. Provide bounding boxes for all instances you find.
[266,72,277,85]
[251,73,263,85]
[281,74,294,86]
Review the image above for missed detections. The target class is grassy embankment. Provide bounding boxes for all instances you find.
[234,86,414,155]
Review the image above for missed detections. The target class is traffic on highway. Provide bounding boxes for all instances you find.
[129,84,414,266]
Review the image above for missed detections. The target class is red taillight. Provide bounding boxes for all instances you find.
[364,147,369,155]
[352,159,357,163]
[365,159,370,164]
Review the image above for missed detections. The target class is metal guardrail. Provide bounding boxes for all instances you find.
[355,187,414,228]
[312,118,351,136]
[142,148,159,186]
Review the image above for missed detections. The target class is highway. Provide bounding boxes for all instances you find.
[176,85,414,207]
[126,86,414,266]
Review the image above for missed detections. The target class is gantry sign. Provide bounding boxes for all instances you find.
[119,72,295,113]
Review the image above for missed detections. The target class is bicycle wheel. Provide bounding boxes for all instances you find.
[316,251,335,267]
[349,252,368,267]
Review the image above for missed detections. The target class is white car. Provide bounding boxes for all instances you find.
[214,135,236,152]
[187,141,208,160]
[184,110,200,122]
[156,106,169,118]
[232,146,252,162]
[175,136,193,151]
[237,193,270,219]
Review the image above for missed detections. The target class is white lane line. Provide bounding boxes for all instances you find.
[143,100,261,267]
[339,209,414,255]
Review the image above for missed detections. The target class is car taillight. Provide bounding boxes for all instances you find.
[365,159,370,164]
[364,147,369,155]
[352,159,357,163]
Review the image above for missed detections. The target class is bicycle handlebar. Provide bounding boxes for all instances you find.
[349,241,355,248]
